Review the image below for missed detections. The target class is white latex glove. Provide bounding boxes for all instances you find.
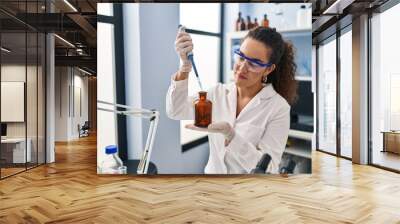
[175,27,193,73]
[185,121,235,143]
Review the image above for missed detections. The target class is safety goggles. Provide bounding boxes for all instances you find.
[233,49,273,73]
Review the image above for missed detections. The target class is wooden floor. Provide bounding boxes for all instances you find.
[1,135,400,223]
[1,167,26,178]
[1,163,44,178]
[372,150,400,171]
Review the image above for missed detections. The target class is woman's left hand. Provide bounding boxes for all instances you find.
[185,121,235,143]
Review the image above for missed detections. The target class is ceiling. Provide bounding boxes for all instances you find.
[0,0,98,74]
[0,0,394,75]
[311,0,391,43]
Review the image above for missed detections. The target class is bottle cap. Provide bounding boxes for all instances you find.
[105,145,118,154]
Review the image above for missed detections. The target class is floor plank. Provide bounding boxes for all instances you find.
[0,134,399,223]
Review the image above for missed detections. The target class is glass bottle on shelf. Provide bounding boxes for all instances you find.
[235,12,242,31]
[194,91,212,128]
[297,5,308,29]
[262,14,269,28]
[246,15,253,30]
[240,18,246,31]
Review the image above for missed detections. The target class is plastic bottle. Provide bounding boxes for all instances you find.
[100,145,127,174]
[194,91,212,128]
[297,5,308,29]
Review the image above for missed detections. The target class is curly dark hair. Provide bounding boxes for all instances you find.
[244,27,298,105]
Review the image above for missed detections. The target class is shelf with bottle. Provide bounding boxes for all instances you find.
[235,12,270,32]
[223,75,312,83]
[235,4,312,32]
[228,27,311,40]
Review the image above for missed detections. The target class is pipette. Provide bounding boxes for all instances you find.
[178,25,204,91]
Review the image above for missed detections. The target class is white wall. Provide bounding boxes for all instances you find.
[72,73,89,138]
[54,67,89,141]
[1,65,32,138]
[1,66,26,133]
[97,11,117,166]
[55,67,68,141]
[123,3,143,160]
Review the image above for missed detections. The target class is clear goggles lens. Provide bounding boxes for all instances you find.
[233,50,271,73]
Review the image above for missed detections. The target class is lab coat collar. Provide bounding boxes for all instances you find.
[259,83,277,100]
[226,83,277,123]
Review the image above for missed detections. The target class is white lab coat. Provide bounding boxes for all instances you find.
[166,75,290,174]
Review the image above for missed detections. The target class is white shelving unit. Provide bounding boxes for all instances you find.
[295,76,312,81]
[226,28,310,39]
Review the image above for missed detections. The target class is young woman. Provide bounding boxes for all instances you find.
[166,27,297,174]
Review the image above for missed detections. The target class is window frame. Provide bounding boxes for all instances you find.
[315,22,353,161]
[97,4,128,161]
[315,0,400,174]
[368,1,400,173]
[338,24,353,159]
[0,0,47,179]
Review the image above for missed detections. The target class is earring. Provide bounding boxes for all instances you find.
[262,76,268,83]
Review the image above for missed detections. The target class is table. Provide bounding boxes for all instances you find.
[1,138,31,164]
[381,131,400,154]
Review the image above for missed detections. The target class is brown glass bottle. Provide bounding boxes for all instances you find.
[240,18,246,31]
[194,91,212,128]
[235,12,242,31]
[262,14,269,28]
[246,16,253,30]
[254,18,259,27]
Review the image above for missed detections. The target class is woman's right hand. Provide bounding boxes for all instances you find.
[175,27,193,74]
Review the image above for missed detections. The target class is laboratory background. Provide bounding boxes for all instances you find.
[97,3,313,174]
